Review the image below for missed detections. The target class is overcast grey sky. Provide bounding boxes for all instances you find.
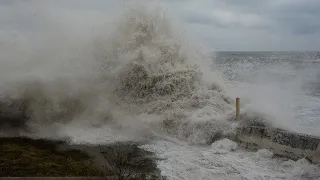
[0,0,319,51]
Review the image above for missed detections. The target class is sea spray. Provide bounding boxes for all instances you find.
[0,4,237,143]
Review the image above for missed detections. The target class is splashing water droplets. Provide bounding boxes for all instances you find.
[0,6,235,143]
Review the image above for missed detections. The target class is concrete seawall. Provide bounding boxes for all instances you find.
[230,125,320,163]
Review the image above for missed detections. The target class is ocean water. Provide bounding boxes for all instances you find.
[0,4,320,180]
[215,51,320,135]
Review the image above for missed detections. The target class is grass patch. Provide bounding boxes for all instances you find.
[0,137,105,177]
[99,142,160,179]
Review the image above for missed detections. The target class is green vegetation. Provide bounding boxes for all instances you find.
[0,137,105,177]
[99,142,162,180]
[0,137,165,179]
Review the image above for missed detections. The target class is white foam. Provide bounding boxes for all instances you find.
[255,149,274,158]
[211,138,238,152]
[141,140,320,180]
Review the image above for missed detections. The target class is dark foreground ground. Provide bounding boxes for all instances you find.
[0,137,164,180]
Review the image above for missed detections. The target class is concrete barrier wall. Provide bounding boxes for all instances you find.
[230,126,320,163]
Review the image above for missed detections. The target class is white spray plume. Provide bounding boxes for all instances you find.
[0,2,237,144]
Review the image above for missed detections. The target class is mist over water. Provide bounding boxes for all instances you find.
[215,51,320,135]
[0,4,236,144]
[0,2,319,146]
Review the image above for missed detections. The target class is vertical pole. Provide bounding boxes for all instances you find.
[236,96,240,121]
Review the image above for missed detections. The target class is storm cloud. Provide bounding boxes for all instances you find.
[170,0,320,51]
[0,0,319,51]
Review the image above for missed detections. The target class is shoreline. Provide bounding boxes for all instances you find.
[0,136,164,180]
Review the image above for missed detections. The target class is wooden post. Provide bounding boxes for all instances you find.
[236,96,240,121]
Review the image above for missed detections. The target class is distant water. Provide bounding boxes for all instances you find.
[214,51,320,135]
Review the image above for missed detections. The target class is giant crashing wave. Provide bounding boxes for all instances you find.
[0,7,268,144]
